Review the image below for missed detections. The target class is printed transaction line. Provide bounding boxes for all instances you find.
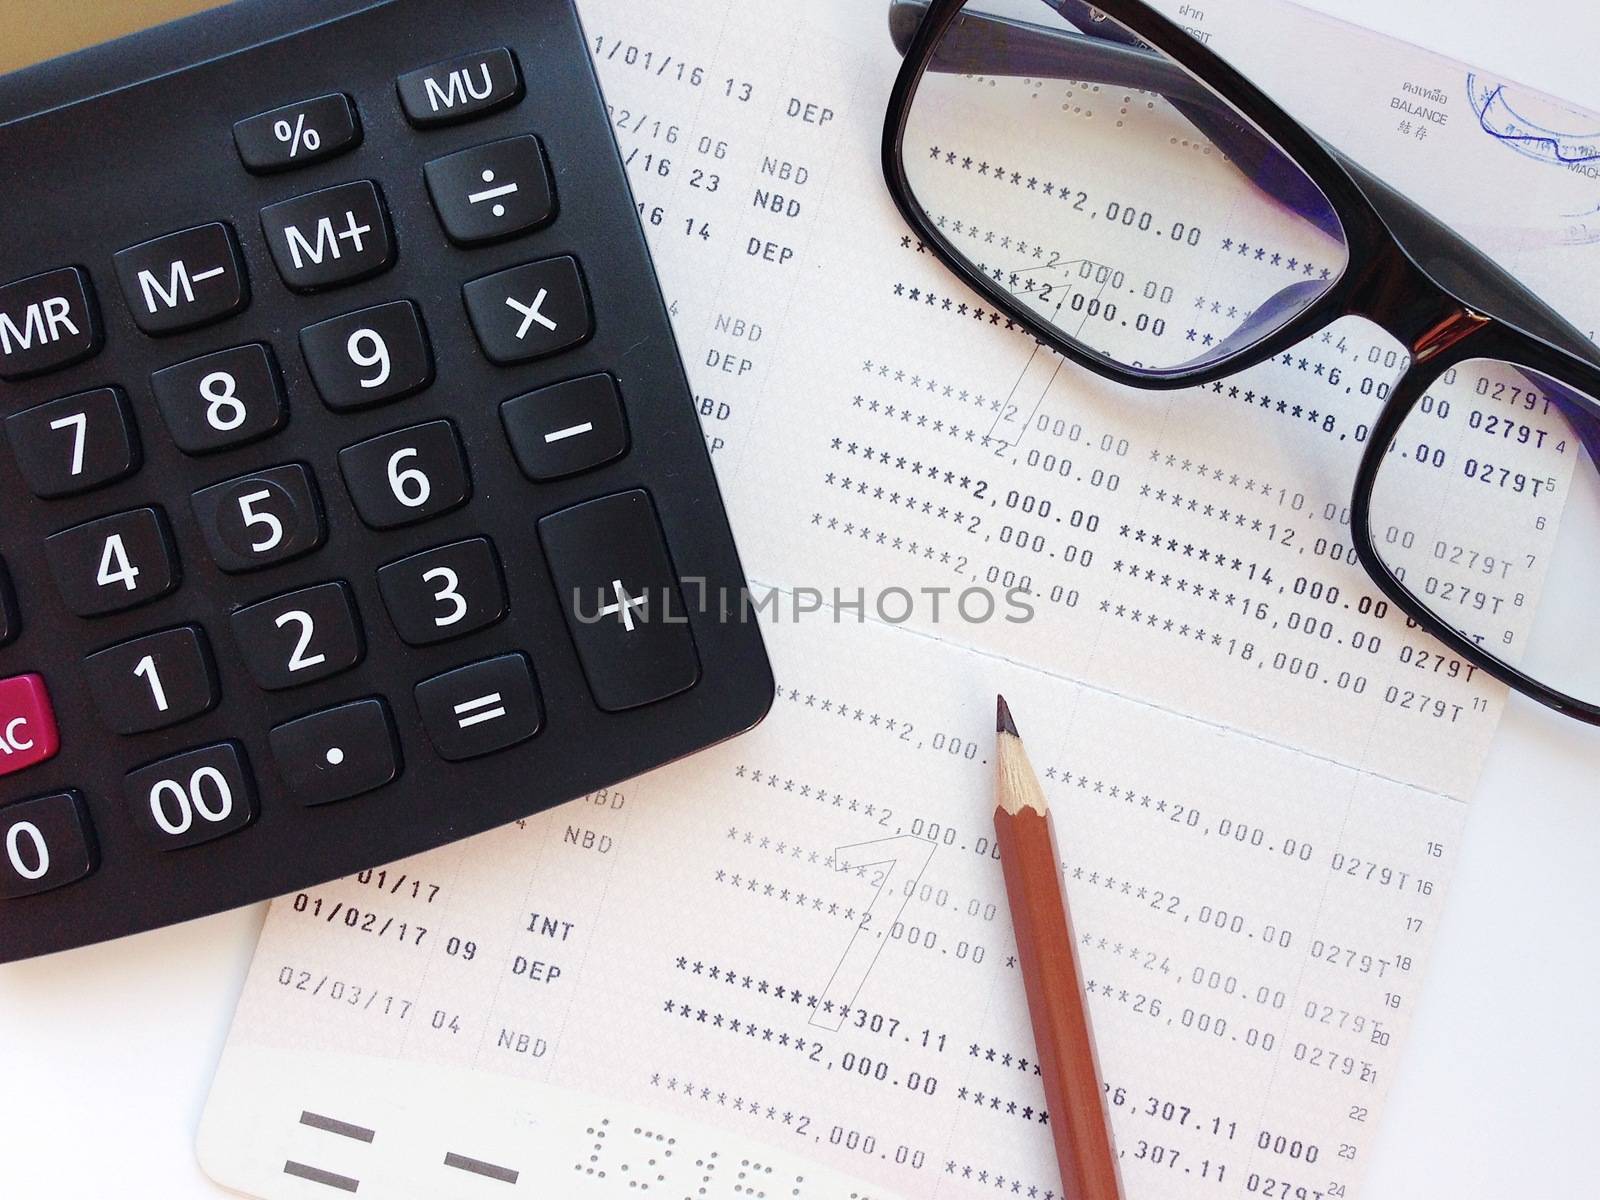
[746,576,1465,803]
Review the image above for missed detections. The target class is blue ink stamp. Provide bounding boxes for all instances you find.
[1469,73,1600,243]
[1468,72,1600,173]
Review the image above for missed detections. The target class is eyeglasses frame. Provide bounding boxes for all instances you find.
[882,0,1600,724]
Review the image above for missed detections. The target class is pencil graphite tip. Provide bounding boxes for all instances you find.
[996,694,1019,737]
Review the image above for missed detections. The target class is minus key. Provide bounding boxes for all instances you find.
[501,372,629,482]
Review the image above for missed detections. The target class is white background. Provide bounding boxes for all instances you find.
[2,1,1599,1196]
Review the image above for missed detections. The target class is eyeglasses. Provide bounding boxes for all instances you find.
[883,0,1600,724]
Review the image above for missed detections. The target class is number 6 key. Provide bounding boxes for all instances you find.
[338,419,470,529]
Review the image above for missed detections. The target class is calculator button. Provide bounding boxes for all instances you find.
[261,181,395,293]
[300,300,434,411]
[0,792,94,900]
[397,48,523,128]
[377,538,507,646]
[270,698,400,806]
[415,653,541,761]
[45,507,179,616]
[338,420,470,529]
[191,463,325,573]
[234,93,362,174]
[462,256,592,365]
[150,344,287,455]
[230,581,364,691]
[112,223,248,335]
[424,135,555,245]
[538,490,700,711]
[6,387,141,497]
[0,559,18,646]
[82,626,218,734]
[0,267,102,380]
[125,742,255,851]
[0,674,60,777]
[501,373,628,481]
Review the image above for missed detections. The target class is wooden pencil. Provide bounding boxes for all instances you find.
[994,694,1125,1200]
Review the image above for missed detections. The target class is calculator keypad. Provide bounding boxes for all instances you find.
[125,741,255,850]
[231,582,365,690]
[45,507,180,616]
[300,300,434,411]
[462,255,592,364]
[0,0,773,962]
[150,344,287,454]
[339,420,470,529]
[7,386,141,497]
[377,537,507,646]
[82,626,218,734]
[269,697,400,805]
[261,181,395,293]
[0,791,93,899]
[112,223,249,335]
[192,463,326,572]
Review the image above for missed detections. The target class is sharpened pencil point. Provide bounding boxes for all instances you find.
[996,694,1018,736]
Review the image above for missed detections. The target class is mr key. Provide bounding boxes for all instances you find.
[0,0,771,962]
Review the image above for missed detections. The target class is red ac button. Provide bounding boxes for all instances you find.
[0,674,60,776]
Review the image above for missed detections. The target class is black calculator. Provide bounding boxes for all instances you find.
[0,0,772,963]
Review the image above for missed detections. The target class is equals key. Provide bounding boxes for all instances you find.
[416,653,542,761]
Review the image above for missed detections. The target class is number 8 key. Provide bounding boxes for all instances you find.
[150,344,288,454]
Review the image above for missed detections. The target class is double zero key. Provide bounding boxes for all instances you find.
[125,742,256,850]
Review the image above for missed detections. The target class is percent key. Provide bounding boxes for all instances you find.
[234,92,362,174]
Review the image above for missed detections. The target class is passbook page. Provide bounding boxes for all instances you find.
[199,1,1600,1197]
